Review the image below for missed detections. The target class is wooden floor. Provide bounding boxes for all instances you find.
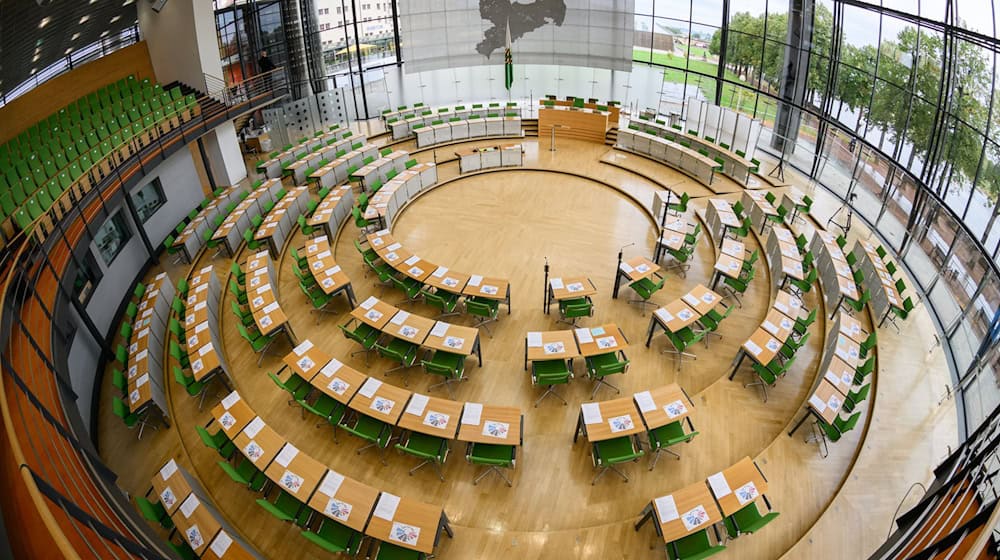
[96,129,958,559]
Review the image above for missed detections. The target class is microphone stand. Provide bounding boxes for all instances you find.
[612,243,635,299]
[543,257,550,314]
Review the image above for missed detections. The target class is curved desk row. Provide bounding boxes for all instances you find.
[172,185,247,263]
[307,143,379,188]
[124,272,174,423]
[302,235,358,308]
[385,102,521,139]
[628,118,755,184]
[350,149,409,191]
[152,459,261,559]
[365,230,511,314]
[456,144,523,173]
[414,116,522,149]
[210,391,455,556]
[212,179,283,257]
[305,184,354,240]
[852,240,906,326]
[244,252,298,347]
[765,226,805,291]
[253,185,310,259]
[616,129,720,187]
[257,127,362,179]
[181,265,232,399]
[362,162,438,230]
[809,230,860,319]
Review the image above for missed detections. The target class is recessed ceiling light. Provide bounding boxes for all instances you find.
[72,33,81,40]
[101,30,110,37]
[32,54,40,62]
[80,15,90,24]
[65,48,73,54]
[110,15,121,22]
[39,17,51,28]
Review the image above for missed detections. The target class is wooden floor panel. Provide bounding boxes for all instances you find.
[95,131,957,559]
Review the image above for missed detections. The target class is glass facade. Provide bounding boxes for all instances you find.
[634,0,1000,436]
[214,0,1000,435]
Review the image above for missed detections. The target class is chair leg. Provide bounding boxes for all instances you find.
[743,378,768,403]
[805,421,830,458]
[472,316,496,338]
[724,287,744,308]
[628,298,655,316]
[590,377,620,399]
[356,440,389,466]
[534,385,567,407]
[350,346,373,365]
[408,459,445,482]
[648,447,680,471]
[428,377,457,398]
[593,464,629,484]
[473,465,512,487]
[384,362,416,386]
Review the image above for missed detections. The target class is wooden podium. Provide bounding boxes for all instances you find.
[538,106,610,144]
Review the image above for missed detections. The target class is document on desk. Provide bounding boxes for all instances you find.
[526,332,542,348]
[708,473,732,497]
[581,403,603,425]
[634,391,656,413]
[575,328,593,344]
[655,495,679,522]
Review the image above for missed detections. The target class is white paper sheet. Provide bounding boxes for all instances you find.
[293,340,314,356]
[390,311,409,325]
[405,393,429,416]
[809,395,827,412]
[430,322,449,338]
[358,378,382,398]
[432,266,448,278]
[550,278,564,289]
[180,495,200,518]
[360,296,378,309]
[655,308,674,323]
[682,294,700,308]
[319,358,343,377]
[708,473,732,497]
[526,332,542,347]
[159,459,178,481]
[210,531,233,557]
[634,391,656,413]
[462,403,483,425]
[318,470,345,498]
[275,444,299,468]
[244,417,265,438]
[581,403,603,425]
[575,328,594,344]
[654,495,679,522]
[373,493,400,521]
[468,274,483,287]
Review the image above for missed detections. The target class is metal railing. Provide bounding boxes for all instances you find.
[0,68,286,558]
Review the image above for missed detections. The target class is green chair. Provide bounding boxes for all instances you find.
[841,382,871,413]
[647,415,699,471]
[842,290,871,316]
[134,497,174,529]
[422,288,460,318]
[628,276,664,315]
[267,371,312,412]
[256,489,310,526]
[724,501,780,540]
[886,261,898,276]
[389,274,423,306]
[300,283,336,322]
[300,390,347,440]
[111,368,127,395]
[590,435,644,484]
[584,350,629,399]
[298,214,317,237]
[698,303,734,347]
[372,542,425,560]
[667,192,690,216]
[885,297,914,332]
[231,262,247,285]
[747,356,795,402]
[338,412,393,464]
[858,331,877,361]
[531,359,572,406]
[558,296,593,326]
[300,517,363,555]
[669,527,727,559]
[173,366,209,408]
[374,337,420,384]
[120,321,133,341]
[422,350,465,398]
[662,327,705,371]
[395,431,450,481]
[854,356,875,385]
[793,308,817,339]
[113,396,156,439]
[229,279,248,305]
[811,412,862,457]
[465,296,499,337]
[339,319,380,363]
[722,269,753,307]
[467,438,518,486]
[195,424,236,460]
[217,459,267,492]
[237,323,278,366]
[788,267,817,298]
[169,340,190,369]
[665,243,695,277]
[244,228,264,251]
[728,216,752,240]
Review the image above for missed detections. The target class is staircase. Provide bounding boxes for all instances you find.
[522,118,539,137]
[162,80,228,122]
[605,127,619,146]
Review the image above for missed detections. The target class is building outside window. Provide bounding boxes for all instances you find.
[95,211,131,266]
[131,178,166,223]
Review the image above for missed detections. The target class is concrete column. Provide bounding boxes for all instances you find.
[771,0,814,156]
[138,0,247,186]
